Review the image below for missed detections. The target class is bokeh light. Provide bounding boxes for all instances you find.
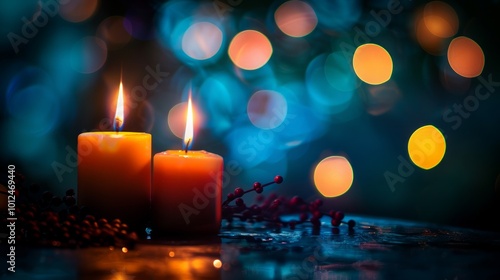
[182,22,223,60]
[324,51,359,92]
[228,30,273,70]
[274,83,328,147]
[313,156,354,197]
[353,43,393,85]
[6,85,60,136]
[423,1,459,38]
[306,54,355,117]
[447,36,485,78]
[198,73,245,135]
[70,36,107,74]
[96,16,132,50]
[415,9,447,55]
[247,90,287,130]
[408,125,446,170]
[213,259,222,269]
[60,0,99,23]
[309,0,361,31]
[224,125,282,169]
[167,102,204,139]
[274,1,318,37]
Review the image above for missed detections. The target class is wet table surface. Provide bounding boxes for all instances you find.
[4,215,500,279]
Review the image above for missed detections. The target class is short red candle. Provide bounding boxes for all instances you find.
[152,94,223,234]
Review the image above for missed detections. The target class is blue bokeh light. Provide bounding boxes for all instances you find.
[309,0,362,31]
[157,0,225,65]
[6,84,61,136]
[198,73,246,135]
[306,54,356,117]
[224,123,283,169]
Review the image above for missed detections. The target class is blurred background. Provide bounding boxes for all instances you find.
[1,0,499,231]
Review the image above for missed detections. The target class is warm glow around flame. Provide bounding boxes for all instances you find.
[183,92,194,150]
[114,81,125,131]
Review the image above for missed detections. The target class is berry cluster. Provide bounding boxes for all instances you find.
[3,174,138,249]
[222,175,356,231]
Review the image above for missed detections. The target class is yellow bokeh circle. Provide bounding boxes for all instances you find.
[313,156,354,198]
[408,125,446,170]
[353,43,393,85]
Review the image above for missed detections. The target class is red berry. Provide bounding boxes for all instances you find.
[235,198,244,206]
[313,211,322,219]
[290,196,303,206]
[331,219,341,227]
[255,186,263,194]
[227,193,235,200]
[314,199,323,207]
[274,175,283,184]
[253,182,262,189]
[234,187,244,197]
[334,211,344,221]
[300,213,308,222]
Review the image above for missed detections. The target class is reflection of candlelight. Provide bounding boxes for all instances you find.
[152,91,223,234]
[78,78,151,229]
[78,244,222,279]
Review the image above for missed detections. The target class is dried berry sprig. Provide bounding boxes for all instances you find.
[222,175,284,206]
[1,173,138,249]
[221,175,356,231]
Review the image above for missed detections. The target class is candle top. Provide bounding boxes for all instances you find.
[158,150,222,159]
[79,132,151,138]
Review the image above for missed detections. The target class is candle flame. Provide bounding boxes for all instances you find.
[183,92,194,151]
[114,80,124,132]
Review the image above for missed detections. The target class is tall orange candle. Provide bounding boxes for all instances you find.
[78,80,151,230]
[152,94,223,234]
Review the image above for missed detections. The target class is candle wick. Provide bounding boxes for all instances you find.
[184,138,191,154]
[114,117,122,133]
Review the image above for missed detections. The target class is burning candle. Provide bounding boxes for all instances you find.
[152,93,223,234]
[78,80,151,230]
